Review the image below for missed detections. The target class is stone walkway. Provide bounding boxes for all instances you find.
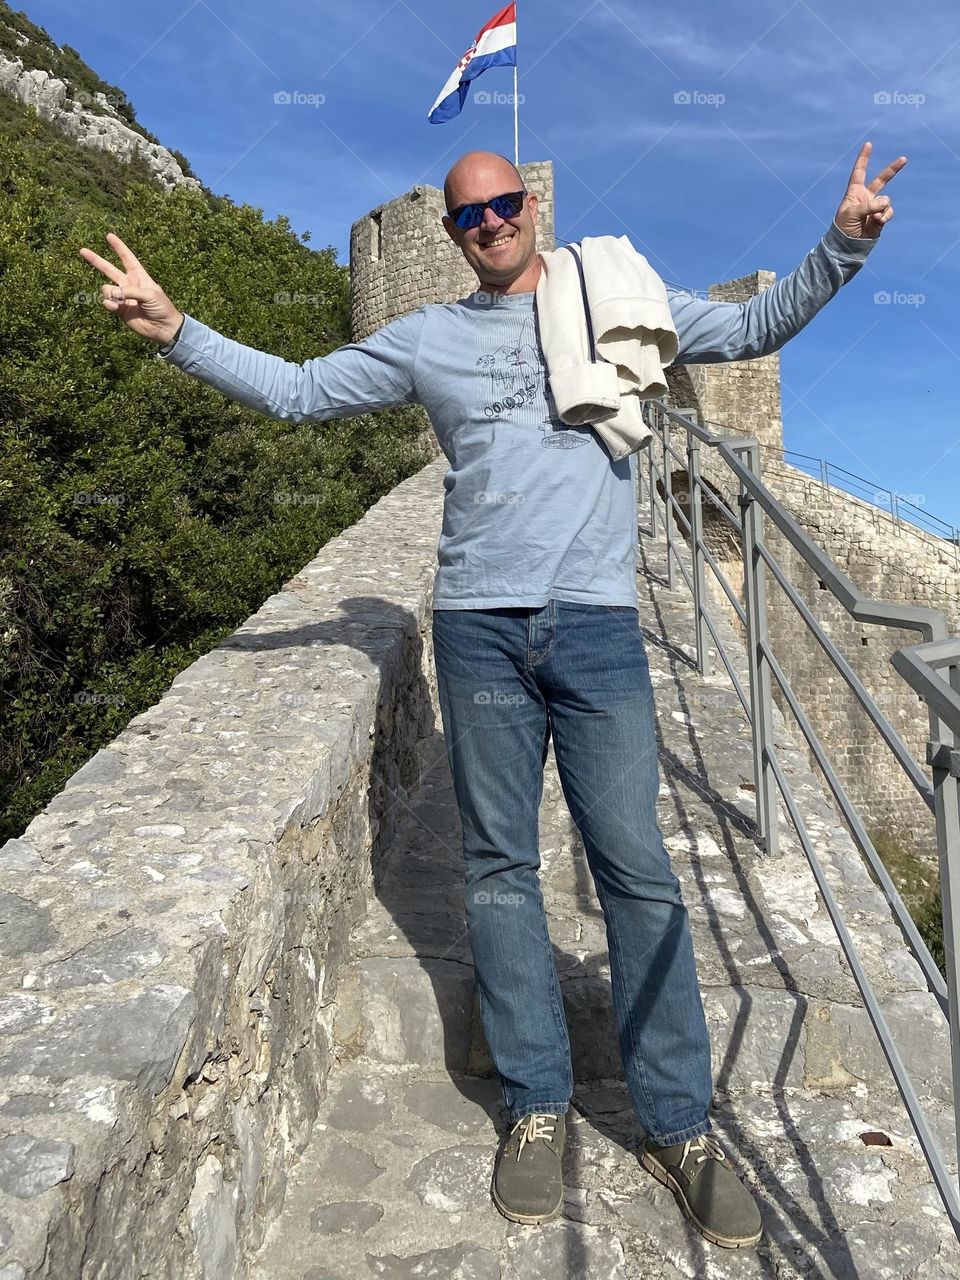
[250,539,960,1280]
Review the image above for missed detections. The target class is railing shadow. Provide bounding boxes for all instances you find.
[634,535,858,1277]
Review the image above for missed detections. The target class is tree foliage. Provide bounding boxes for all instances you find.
[0,91,431,841]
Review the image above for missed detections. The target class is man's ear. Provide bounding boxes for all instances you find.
[526,192,539,220]
[441,214,458,245]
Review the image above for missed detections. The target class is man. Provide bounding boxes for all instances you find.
[79,139,902,1248]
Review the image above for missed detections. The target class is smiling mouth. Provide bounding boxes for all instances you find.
[480,233,515,250]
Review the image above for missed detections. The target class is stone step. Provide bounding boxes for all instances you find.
[336,929,954,1123]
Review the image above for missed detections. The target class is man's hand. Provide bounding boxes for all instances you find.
[78,233,184,344]
[833,140,906,240]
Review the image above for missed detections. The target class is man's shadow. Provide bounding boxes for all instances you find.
[223,590,856,1279]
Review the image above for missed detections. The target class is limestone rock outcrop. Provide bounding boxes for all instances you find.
[0,51,201,193]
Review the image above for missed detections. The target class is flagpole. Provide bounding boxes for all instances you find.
[513,4,519,167]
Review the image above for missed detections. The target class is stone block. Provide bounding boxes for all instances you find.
[355,956,476,1070]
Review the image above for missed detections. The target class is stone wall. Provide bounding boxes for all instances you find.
[349,160,555,341]
[0,461,448,1280]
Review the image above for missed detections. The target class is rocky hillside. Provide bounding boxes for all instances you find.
[0,1,200,191]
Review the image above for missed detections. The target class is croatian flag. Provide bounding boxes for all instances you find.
[427,4,517,124]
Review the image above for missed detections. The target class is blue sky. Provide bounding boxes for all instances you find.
[26,0,960,526]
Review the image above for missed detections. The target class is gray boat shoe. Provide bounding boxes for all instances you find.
[640,1132,762,1248]
[491,1111,566,1225]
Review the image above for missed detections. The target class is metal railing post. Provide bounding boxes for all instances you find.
[661,409,675,589]
[687,433,710,675]
[738,441,780,855]
[634,427,646,531]
[648,409,658,537]
[927,663,960,1192]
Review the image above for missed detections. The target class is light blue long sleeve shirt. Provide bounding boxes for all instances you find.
[159,221,876,610]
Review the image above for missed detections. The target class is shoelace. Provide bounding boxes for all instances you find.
[679,1133,728,1177]
[510,1112,559,1160]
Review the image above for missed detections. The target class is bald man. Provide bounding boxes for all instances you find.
[80,140,902,1247]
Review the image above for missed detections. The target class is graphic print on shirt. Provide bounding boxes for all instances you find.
[475,313,588,449]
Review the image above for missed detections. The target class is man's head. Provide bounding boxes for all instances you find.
[442,150,540,293]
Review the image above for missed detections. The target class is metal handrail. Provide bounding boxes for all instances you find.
[637,398,960,1236]
[756,542,935,811]
[760,636,945,1013]
[689,425,960,564]
[670,424,960,555]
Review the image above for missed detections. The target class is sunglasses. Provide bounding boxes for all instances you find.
[447,190,527,230]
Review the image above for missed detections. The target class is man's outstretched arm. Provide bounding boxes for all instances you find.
[155,309,425,420]
[78,233,425,421]
[667,140,906,366]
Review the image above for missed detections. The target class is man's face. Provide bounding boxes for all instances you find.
[442,166,539,287]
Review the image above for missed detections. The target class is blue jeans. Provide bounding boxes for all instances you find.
[431,600,713,1145]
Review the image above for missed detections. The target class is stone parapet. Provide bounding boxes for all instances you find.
[0,460,448,1279]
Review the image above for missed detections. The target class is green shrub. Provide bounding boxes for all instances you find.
[867,826,943,974]
[916,891,945,974]
[0,82,431,841]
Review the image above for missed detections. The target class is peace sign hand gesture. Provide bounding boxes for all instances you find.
[78,232,184,345]
[833,140,906,240]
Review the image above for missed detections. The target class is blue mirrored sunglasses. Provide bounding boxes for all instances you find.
[447,190,527,231]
